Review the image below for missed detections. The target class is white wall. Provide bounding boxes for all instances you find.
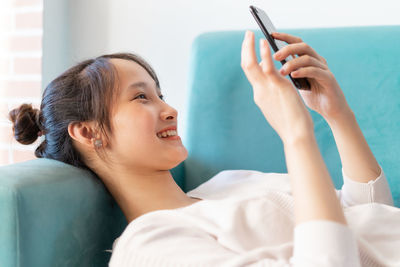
[43,0,110,88]
[43,0,400,141]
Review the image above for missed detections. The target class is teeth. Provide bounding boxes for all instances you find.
[157,130,177,138]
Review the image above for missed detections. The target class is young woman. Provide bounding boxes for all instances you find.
[9,31,399,266]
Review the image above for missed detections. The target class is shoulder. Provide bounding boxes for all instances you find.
[187,169,292,200]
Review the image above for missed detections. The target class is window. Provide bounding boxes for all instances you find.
[0,0,43,165]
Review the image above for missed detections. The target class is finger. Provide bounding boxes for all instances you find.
[280,55,328,76]
[274,43,322,63]
[272,33,326,64]
[271,32,302,44]
[290,66,331,80]
[259,39,276,75]
[241,31,265,85]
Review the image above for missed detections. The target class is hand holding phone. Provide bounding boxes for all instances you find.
[249,5,353,122]
[241,30,314,144]
[249,5,311,90]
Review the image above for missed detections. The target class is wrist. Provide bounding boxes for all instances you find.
[283,130,317,148]
[325,107,356,129]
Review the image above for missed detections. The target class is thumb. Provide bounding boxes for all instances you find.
[241,31,265,86]
[259,39,276,75]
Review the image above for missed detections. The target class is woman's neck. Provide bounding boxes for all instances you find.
[98,167,201,222]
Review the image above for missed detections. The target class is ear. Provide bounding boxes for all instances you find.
[68,121,105,148]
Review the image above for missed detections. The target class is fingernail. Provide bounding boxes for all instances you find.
[245,31,251,38]
[279,66,286,75]
[274,51,281,59]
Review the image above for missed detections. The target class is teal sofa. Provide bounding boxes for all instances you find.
[1,26,399,266]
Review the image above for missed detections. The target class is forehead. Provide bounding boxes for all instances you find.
[109,58,160,94]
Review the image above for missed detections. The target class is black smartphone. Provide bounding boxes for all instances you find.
[249,5,311,90]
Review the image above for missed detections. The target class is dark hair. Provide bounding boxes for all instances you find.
[9,53,160,170]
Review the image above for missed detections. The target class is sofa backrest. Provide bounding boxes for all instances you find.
[182,26,400,207]
[0,157,184,267]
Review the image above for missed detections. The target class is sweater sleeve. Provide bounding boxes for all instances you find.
[292,220,361,267]
[336,164,394,208]
[109,219,360,267]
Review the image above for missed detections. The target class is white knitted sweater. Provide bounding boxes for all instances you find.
[109,166,399,266]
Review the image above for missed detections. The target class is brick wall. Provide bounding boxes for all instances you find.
[0,0,43,166]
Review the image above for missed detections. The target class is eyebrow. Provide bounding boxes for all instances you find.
[128,81,161,95]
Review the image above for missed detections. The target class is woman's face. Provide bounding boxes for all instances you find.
[106,58,188,171]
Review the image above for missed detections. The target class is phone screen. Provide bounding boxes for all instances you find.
[249,5,310,90]
[253,7,293,61]
[253,8,293,62]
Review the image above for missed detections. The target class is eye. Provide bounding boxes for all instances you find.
[134,93,147,100]
[133,93,165,101]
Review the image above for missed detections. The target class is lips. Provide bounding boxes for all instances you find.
[156,125,177,135]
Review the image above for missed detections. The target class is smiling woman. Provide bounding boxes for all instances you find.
[8,51,199,222]
[6,43,400,266]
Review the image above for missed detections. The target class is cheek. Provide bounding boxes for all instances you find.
[112,108,157,148]
[110,107,187,168]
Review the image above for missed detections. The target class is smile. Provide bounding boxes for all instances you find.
[157,130,177,138]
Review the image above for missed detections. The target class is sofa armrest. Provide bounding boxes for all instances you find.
[0,158,126,267]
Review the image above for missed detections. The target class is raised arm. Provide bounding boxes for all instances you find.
[325,109,380,181]
[241,30,346,226]
[241,30,360,266]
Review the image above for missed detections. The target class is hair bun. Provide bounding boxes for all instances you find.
[9,103,42,145]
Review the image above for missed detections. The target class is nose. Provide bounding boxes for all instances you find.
[160,102,178,121]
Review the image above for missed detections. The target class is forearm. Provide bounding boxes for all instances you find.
[326,108,381,182]
[283,134,346,226]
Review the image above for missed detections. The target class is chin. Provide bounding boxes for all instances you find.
[165,146,188,169]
